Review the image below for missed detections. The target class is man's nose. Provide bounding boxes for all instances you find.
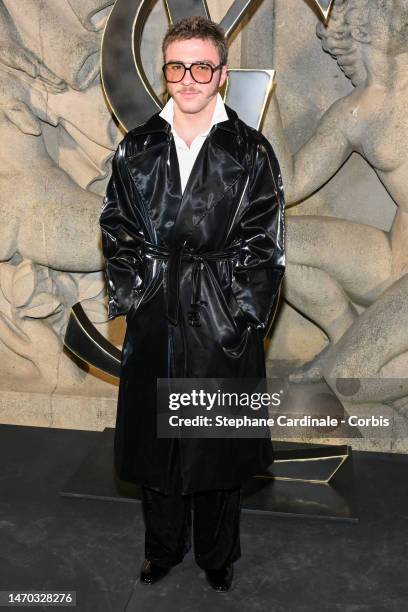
[181,67,195,85]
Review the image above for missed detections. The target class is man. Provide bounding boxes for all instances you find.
[99,16,285,592]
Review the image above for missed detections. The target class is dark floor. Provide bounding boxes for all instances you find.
[0,424,407,612]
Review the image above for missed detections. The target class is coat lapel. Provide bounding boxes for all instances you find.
[174,132,246,242]
[125,105,246,247]
[126,117,181,246]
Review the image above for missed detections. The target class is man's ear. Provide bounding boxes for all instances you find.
[219,64,228,88]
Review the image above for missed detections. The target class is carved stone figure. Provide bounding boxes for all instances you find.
[268,0,408,405]
[0,0,120,392]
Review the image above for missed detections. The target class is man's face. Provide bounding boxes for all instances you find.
[163,37,227,115]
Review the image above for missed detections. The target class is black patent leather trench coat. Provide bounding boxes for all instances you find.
[99,104,285,494]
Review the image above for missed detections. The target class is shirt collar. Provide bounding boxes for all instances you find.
[159,92,229,137]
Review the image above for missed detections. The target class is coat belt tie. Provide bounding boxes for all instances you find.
[138,239,240,327]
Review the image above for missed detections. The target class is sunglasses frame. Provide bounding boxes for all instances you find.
[162,61,224,84]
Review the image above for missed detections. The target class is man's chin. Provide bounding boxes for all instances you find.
[174,95,207,114]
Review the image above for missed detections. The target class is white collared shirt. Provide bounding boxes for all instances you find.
[159,92,229,193]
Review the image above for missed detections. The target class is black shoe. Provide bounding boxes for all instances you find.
[140,559,171,584]
[205,564,233,592]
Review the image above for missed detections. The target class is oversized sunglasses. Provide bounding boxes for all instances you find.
[162,61,223,84]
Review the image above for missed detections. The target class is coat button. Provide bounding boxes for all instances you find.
[188,310,201,327]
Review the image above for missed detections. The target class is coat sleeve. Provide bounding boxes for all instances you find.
[99,138,145,320]
[230,134,285,336]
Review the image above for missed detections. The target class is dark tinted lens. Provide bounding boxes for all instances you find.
[191,63,213,83]
[164,63,185,82]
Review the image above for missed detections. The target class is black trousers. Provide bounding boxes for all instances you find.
[141,439,242,570]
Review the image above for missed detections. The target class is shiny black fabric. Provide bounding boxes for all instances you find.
[99,104,285,494]
[141,439,241,570]
[142,486,242,570]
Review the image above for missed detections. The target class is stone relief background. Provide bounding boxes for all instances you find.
[0,0,406,451]
[265,0,408,448]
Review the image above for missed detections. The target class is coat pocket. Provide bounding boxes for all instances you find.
[221,325,251,358]
[126,266,164,323]
[205,260,248,341]
[218,260,248,330]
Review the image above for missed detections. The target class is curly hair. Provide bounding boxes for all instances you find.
[316,0,369,87]
[317,0,408,87]
[162,16,228,65]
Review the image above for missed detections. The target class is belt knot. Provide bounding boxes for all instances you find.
[140,239,240,327]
